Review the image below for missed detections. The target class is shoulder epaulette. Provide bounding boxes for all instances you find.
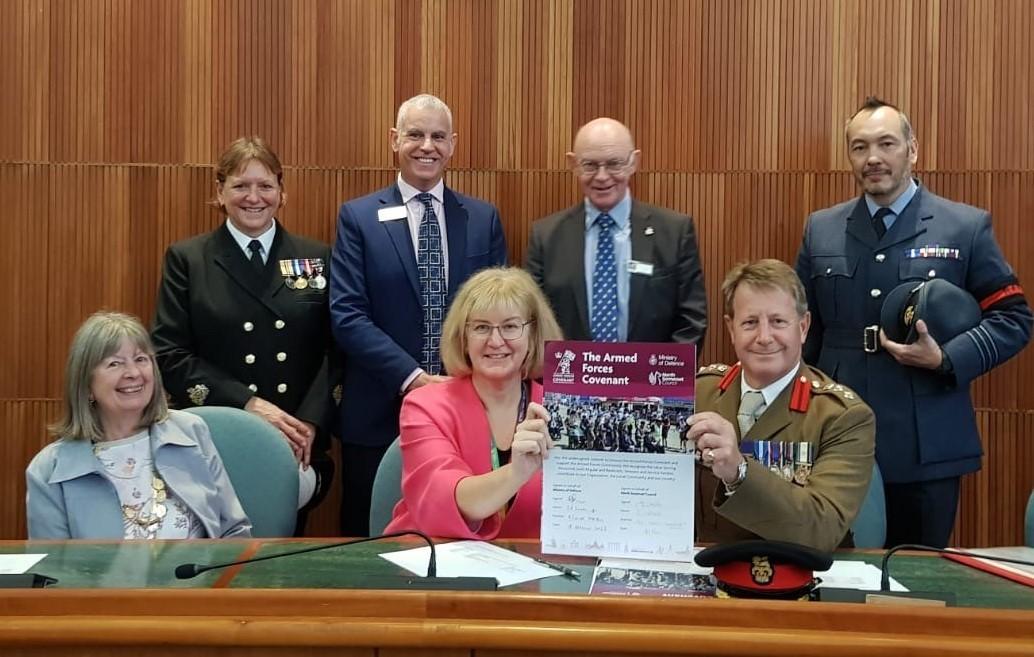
[808,378,860,405]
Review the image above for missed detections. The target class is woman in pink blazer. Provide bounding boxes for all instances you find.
[385,267,563,539]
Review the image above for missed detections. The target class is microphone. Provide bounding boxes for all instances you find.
[880,543,1034,591]
[174,530,496,591]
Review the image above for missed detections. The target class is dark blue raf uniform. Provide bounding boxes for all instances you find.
[796,183,1032,547]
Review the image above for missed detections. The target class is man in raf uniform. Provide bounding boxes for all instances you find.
[796,97,1032,548]
[688,259,875,553]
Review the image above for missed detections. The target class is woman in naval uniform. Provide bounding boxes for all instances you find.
[152,137,335,534]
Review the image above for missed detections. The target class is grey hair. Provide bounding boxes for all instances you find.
[395,94,453,132]
[49,311,169,441]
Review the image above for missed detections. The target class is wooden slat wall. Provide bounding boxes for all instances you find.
[1,0,1031,545]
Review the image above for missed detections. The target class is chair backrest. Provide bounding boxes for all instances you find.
[1026,490,1034,548]
[851,463,887,549]
[184,406,297,537]
[369,436,402,536]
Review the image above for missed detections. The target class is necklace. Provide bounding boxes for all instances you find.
[121,474,168,527]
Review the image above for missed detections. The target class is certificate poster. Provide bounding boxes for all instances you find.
[541,340,696,561]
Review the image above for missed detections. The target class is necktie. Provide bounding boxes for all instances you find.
[247,240,264,273]
[737,390,767,437]
[872,207,892,240]
[591,213,619,342]
[416,193,445,375]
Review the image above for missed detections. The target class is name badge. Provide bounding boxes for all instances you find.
[628,260,654,276]
[377,206,408,222]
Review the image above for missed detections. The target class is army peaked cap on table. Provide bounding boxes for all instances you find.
[695,540,833,600]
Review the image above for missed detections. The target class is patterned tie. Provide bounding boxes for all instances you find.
[737,390,767,437]
[591,213,619,342]
[872,207,892,240]
[416,193,446,375]
[247,239,264,273]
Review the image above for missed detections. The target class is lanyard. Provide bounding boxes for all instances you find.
[489,381,530,471]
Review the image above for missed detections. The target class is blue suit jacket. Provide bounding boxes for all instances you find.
[329,183,507,447]
[796,185,1032,483]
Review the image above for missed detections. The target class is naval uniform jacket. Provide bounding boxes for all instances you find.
[796,185,1032,483]
[695,363,875,553]
[152,221,336,439]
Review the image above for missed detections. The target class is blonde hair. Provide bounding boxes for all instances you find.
[722,259,808,318]
[440,267,563,379]
[212,136,285,212]
[50,312,169,441]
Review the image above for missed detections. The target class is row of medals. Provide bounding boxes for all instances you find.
[280,259,327,290]
[285,273,326,290]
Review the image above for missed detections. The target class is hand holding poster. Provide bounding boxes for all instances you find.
[542,340,696,560]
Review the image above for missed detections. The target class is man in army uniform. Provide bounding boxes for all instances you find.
[688,259,875,552]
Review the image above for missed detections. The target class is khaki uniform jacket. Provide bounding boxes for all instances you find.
[695,363,875,552]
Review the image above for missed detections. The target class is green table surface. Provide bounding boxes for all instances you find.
[3,539,1033,610]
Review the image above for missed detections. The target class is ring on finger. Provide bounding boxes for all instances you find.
[705,448,715,464]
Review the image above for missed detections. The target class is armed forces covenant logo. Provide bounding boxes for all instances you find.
[552,349,577,384]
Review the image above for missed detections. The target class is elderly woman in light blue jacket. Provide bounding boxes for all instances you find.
[26,312,250,539]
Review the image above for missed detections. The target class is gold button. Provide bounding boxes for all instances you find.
[245,354,256,364]
[275,320,286,329]
[276,352,287,362]
[243,321,254,332]
[248,384,258,392]
[276,383,287,393]
[870,289,881,298]
[875,253,886,263]
[928,269,936,277]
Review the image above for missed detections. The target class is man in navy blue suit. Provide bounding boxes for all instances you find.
[796,97,1032,548]
[329,94,507,536]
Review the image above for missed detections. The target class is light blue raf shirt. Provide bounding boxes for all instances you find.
[865,178,918,232]
[584,192,632,341]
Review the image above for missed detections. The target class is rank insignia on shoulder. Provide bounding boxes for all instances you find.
[187,384,209,406]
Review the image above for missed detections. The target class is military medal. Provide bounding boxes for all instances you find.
[291,259,308,289]
[279,260,297,289]
[310,258,327,290]
[792,442,814,485]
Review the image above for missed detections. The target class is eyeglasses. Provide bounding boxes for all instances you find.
[575,153,635,176]
[466,320,535,340]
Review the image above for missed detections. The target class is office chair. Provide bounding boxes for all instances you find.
[1026,490,1034,547]
[369,436,402,536]
[851,463,887,548]
[184,406,298,537]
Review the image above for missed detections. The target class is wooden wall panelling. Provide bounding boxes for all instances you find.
[1,0,1033,544]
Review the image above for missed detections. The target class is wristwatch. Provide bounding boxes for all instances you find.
[723,459,749,496]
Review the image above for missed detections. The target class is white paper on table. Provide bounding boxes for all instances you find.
[541,450,695,561]
[817,560,908,591]
[0,553,46,575]
[379,540,560,587]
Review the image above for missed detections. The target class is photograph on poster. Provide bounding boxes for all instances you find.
[545,393,694,454]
